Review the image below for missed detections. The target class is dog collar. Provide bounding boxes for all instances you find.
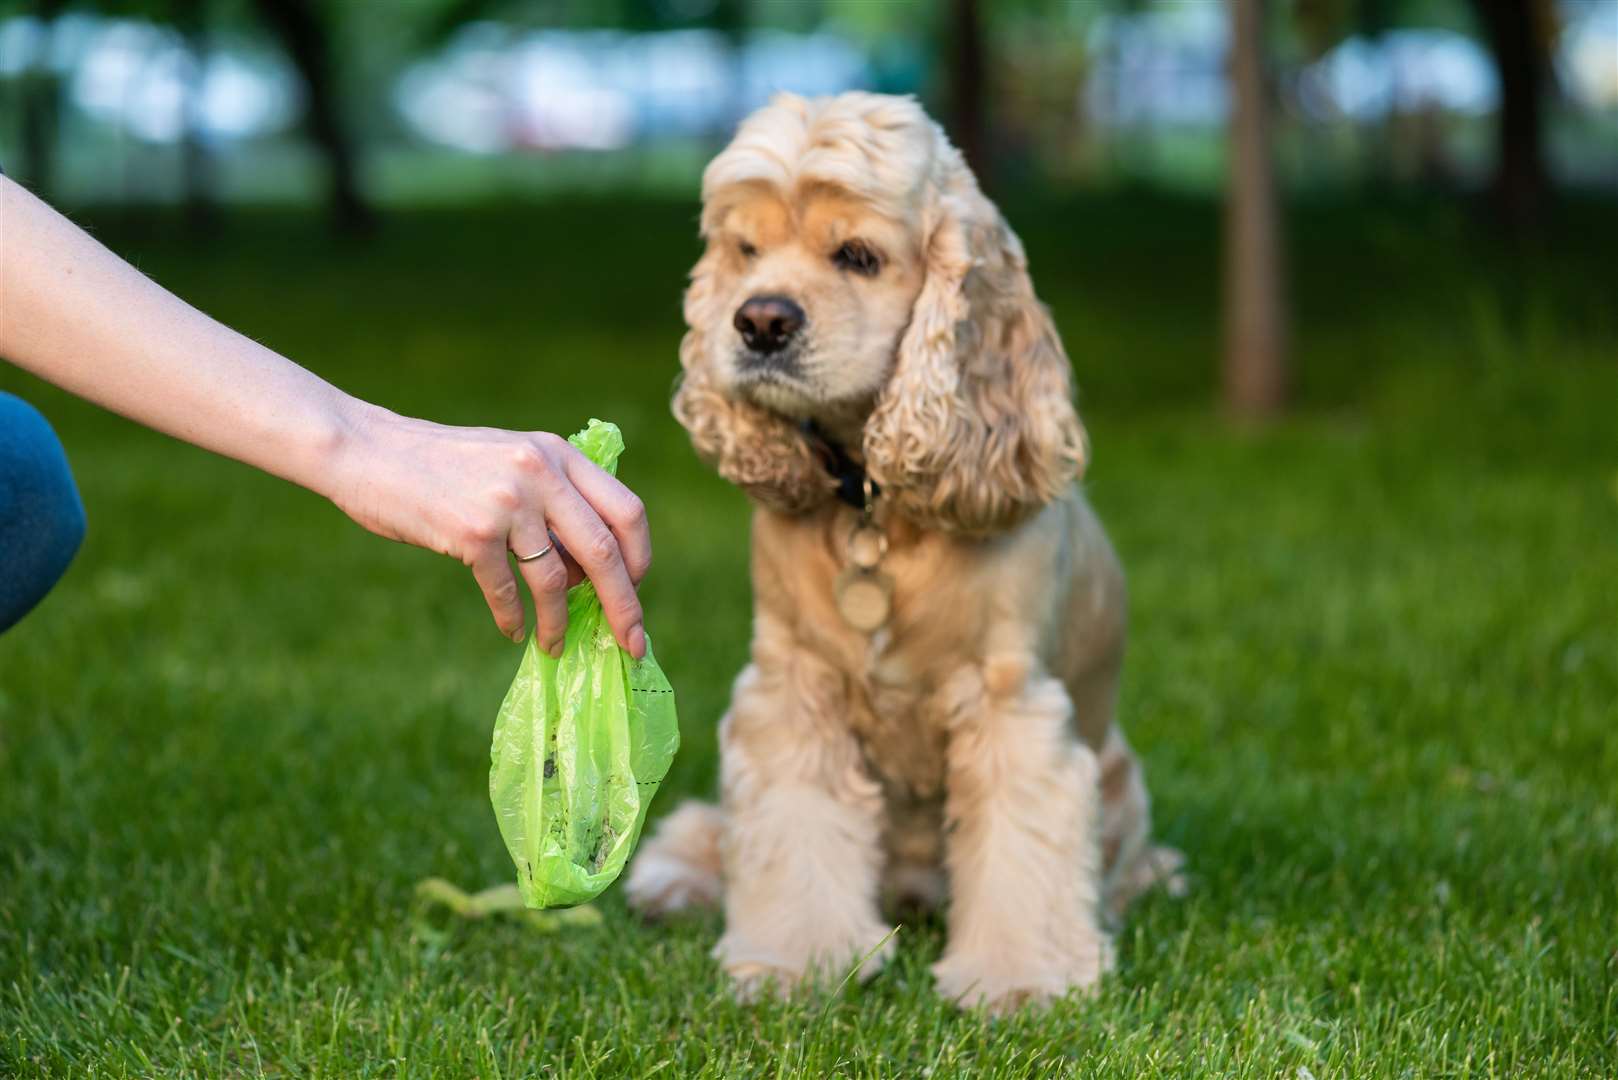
[801,420,893,632]
[801,420,880,511]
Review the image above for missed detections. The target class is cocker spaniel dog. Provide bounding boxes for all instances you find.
[625,91,1182,1012]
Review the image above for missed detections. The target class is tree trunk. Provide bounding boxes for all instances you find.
[176,0,218,233]
[948,0,988,186]
[713,0,749,137]
[1467,0,1548,235]
[1222,0,1288,418]
[17,0,66,197]
[251,0,374,235]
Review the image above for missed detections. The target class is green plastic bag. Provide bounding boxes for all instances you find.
[489,419,679,909]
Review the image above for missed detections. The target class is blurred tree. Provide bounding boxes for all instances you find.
[1224,0,1289,416]
[174,0,217,231]
[827,0,993,183]
[33,0,217,217]
[1466,0,1552,234]
[1296,0,1558,233]
[250,0,374,234]
[22,0,374,230]
[705,0,752,136]
[947,0,987,184]
[992,7,1094,187]
[16,0,68,198]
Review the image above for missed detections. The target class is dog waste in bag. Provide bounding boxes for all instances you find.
[489,419,679,909]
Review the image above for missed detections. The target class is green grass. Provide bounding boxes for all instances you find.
[2,194,1615,1077]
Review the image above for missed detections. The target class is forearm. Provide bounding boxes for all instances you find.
[0,175,357,498]
[0,177,652,652]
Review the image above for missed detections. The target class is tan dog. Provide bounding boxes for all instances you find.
[625,91,1182,1012]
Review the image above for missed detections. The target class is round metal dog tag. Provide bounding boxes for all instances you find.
[847,525,888,570]
[836,568,892,632]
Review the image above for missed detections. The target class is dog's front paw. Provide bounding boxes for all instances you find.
[717,923,896,1002]
[1106,844,1189,919]
[932,935,1115,1015]
[624,802,725,920]
[723,961,805,1004]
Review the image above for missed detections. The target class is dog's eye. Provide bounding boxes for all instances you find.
[738,241,757,258]
[832,241,881,277]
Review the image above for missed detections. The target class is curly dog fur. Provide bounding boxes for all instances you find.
[627,92,1183,1012]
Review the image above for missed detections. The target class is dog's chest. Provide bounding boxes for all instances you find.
[848,693,949,799]
[842,631,952,798]
[768,505,991,798]
[825,526,991,800]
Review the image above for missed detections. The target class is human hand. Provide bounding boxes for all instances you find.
[326,404,651,657]
[0,176,646,655]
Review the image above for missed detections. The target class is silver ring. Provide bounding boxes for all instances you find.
[513,543,554,562]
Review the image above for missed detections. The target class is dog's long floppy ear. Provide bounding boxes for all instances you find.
[863,139,1087,536]
[671,246,835,514]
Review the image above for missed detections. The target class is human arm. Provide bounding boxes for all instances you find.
[0,175,648,657]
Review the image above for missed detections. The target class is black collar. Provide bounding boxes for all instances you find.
[801,420,878,511]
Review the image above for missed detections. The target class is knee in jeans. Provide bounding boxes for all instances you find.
[44,483,88,567]
[1,394,87,628]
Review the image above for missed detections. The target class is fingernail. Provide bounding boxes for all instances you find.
[628,624,646,660]
[548,640,565,659]
[510,626,526,643]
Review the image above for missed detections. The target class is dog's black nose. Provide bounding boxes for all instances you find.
[733,295,804,354]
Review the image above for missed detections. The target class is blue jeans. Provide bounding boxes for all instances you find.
[1,393,86,632]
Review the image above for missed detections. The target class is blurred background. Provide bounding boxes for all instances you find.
[4,0,1616,210]
[1,0,1615,415]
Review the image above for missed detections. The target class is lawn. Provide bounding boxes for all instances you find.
[2,194,1615,1078]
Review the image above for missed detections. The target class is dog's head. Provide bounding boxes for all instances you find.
[674,92,1086,535]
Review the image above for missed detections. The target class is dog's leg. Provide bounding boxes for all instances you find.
[625,801,725,918]
[1096,726,1187,919]
[931,663,1114,1013]
[713,660,893,1000]
[880,793,946,918]
[1059,497,1186,918]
